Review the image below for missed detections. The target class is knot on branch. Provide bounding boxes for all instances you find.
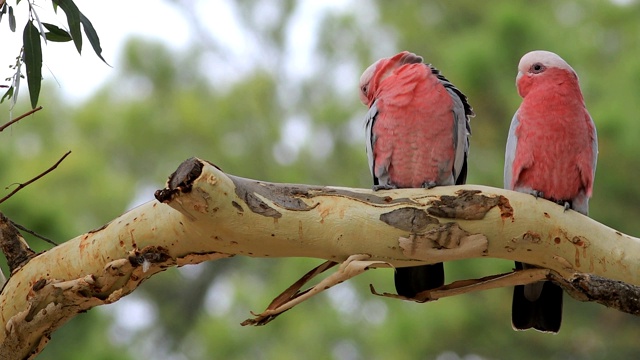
[128,246,172,273]
[155,158,207,202]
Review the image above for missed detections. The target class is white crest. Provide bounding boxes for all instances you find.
[518,50,576,75]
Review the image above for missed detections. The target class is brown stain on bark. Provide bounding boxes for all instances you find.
[318,204,331,224]
[498,195,514,221]
[570,236,590,269]
[130,230,137,250]
[522,231,541,244]
[549,228,592,270]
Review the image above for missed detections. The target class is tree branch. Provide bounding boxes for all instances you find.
[1,157,639,358]
[0,106,43,132]
[0,150,71,204]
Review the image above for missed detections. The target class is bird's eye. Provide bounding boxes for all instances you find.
[530,63,546,74]
[361,85,368,94]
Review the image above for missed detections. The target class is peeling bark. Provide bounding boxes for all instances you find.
[0,212,36,273]
[1,157,640,358]
[553,273,640,315]
[380,207,439,232]
[427,190,511,220]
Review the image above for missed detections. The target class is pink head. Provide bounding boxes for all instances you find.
[516,50,579,98]
[359,51,423,106]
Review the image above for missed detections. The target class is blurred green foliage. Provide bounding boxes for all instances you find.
[2,0,640,359]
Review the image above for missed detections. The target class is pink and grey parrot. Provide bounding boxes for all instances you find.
[505,50,598,332]
[359,51,473,298]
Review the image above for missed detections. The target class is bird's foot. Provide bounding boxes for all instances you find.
[560,201,571,212]
[421,181,437,189]
[530,190,544,199]
[373,184,396,191]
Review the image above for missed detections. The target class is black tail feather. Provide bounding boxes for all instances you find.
[394,263,445,298]
[512,262,563,333]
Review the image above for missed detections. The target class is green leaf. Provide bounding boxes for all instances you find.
[8,5,15,32]
[45,31,72,42]
[43,22,72,42]
[0,86,14,104]
[53,0,82,53]
[79,12,109,65]
[23,21,42,109]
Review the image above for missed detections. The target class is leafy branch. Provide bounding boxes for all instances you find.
[0,0,107,110]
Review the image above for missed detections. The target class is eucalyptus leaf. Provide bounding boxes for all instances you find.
[44,23,72,42]
[53,0,82,53]
[8,5,15,32]
[80,12,109,65]
[0,86,13,104]
[23,21,43,109]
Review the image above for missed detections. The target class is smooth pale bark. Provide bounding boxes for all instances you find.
[1,158,639,359]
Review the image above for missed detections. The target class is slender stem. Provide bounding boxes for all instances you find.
[0,106,43,132]
[10,220,58,246]
[0,150,71,204]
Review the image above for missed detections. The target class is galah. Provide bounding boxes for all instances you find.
[504,50,598,332]
[359,51,473,298]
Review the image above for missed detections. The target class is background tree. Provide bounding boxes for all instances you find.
[2,0,640,359]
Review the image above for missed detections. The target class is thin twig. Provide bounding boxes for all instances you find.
[0,106,44,132]
[0,151,71,204]
[10,220,58,246]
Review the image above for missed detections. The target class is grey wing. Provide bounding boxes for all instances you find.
[504,111,520,190]
[589,114,598,186]
[446,87,471,185]
[432,64,473,185]
[571,114,598,215]
[364,101,379,185]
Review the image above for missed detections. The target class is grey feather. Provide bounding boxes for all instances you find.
[432,64,473,186]
[364,101,380,185]
[504,111,520,190]
[572,114,598,215]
